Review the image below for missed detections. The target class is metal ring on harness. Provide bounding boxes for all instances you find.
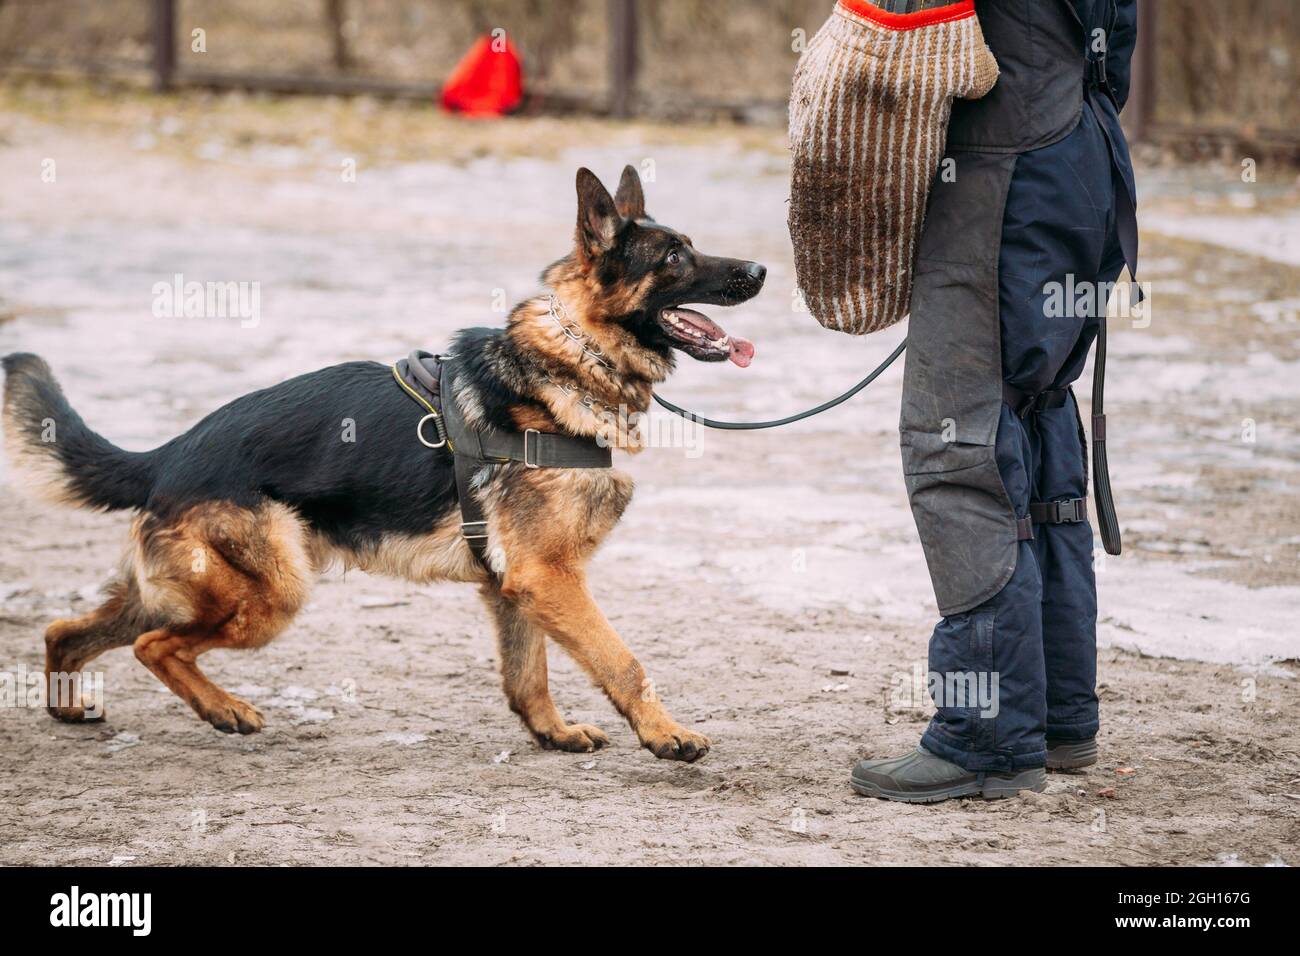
[416,413,446,449]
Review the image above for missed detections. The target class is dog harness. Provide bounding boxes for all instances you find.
[392,350,612,572]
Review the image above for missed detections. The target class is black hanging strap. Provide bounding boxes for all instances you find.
[1090,317,1121,555]
[1080,77,1138,558]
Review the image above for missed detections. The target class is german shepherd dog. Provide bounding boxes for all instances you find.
[1,166,764,762]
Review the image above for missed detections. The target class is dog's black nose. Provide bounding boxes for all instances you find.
[745,262,767,283]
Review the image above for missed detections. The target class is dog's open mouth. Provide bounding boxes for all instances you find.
[658,308,755,367]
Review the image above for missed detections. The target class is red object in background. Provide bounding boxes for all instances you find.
[439,35,524,116]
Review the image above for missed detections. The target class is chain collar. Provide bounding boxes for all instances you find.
[543,294,613,417]
[545,372,602,414]
[548,295,614,370]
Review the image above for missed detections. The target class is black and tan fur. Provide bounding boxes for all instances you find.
[1,166,765,761]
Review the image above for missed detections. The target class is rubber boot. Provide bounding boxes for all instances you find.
[1045,736,1098,770]
[851,747,1046,803]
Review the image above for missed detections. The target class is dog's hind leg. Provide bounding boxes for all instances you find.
[130,501,312,734]
[480,582,609,753]
[133,626,272,734]
[44,576,151,722]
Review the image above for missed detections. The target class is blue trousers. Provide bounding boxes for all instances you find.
[920,106,1125,772]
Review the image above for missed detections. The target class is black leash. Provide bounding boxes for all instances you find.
[652,338,906,430]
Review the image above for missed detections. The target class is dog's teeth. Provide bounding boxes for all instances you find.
[665,311,723,345]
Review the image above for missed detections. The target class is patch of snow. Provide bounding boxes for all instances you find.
[1143,211,1300,266]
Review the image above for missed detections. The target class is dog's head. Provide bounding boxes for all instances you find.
[566,165,765,367]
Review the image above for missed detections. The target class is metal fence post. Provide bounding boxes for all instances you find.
[152,0,176,91]
[608,0,637,118]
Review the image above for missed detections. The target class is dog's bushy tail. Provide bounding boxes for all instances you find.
[2,353,156,511]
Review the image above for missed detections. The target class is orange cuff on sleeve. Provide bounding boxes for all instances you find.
[836,0,975,31]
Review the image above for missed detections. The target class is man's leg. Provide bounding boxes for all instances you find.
[918,403,1048,773]
[852,404,1049,802]
[1034,392,1100,757]
[1036,249,1125,766]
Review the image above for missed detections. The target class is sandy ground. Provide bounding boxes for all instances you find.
[1,86,1298,866]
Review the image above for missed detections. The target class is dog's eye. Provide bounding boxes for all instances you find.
[666,251,681,265]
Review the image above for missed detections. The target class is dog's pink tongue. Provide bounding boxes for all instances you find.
[729,336,755,368]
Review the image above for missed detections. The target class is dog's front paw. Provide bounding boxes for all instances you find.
[45,680,106,723]
[204,696,265,735]
[47,703,105,724]
[537,723,609,753]
[641,725,710,762]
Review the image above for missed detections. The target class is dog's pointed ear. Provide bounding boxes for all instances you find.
[575,168,621,259]
[614,164,647,220]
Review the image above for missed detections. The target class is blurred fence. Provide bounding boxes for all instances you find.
[1149,0,1299,159]
[1,0,1297,156]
